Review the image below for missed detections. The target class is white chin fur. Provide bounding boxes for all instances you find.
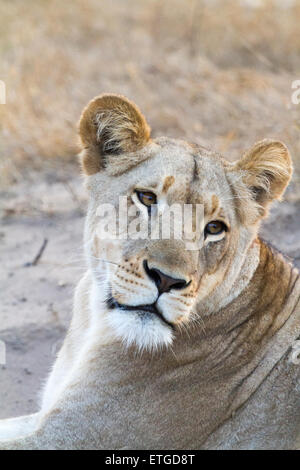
[105,309,174,352]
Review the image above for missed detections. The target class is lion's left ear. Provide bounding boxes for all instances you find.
[78,93,151,175]
[227,139,293,222]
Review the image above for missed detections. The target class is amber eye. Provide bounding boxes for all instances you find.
[205,221,227,237]
[136,190,157,207]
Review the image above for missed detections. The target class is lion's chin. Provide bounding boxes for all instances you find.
[105,308,174,352]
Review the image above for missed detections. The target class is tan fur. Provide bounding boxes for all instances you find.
[162,175,175,193]
[79,93,151,175]
[226,139,292,223]
[0,94,299,450]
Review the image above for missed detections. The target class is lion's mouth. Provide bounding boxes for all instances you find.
[107,296,175,330]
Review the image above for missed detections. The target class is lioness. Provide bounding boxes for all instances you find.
[0,94,299,450]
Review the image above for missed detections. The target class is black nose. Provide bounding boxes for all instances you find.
[143,260,190,295]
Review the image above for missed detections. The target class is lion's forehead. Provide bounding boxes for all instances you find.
[141,143,232,210]
[91,138,233,215]
[139,140,227,182]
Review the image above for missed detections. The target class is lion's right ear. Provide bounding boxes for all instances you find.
[78,93,151,175]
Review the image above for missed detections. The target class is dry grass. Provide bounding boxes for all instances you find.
[1,0,300,191]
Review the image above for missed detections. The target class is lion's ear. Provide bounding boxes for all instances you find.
[79,93,151,175]
[227,139,293,223]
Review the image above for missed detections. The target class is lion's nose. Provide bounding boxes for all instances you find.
[143,260,190,295]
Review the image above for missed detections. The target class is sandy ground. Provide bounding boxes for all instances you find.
[0,167,299,420]
[0,170,86,419]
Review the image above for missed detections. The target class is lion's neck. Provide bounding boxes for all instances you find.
[193,238,299,361]
[212,238,299,341]
[197,237,261,317]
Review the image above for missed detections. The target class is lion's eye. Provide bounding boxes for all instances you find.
[205,221,227,236]
[136,190,157,207]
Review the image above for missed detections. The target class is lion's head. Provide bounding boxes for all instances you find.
[79,93,292,351]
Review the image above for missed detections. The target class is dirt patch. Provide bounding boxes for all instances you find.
[0,171,86,418]
[0,325,65,419]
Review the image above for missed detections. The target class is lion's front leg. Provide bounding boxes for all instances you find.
[0,433,39,450]
[0,413,40,441]
[0,412,61,450]
[0,404,99,450]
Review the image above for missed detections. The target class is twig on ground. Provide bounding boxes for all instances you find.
[24,238,48,267]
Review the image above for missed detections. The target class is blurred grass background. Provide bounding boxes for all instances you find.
[1,0,300,193]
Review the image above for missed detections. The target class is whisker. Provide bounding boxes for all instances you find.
[190,309,207,335]
[94,258,119,266]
